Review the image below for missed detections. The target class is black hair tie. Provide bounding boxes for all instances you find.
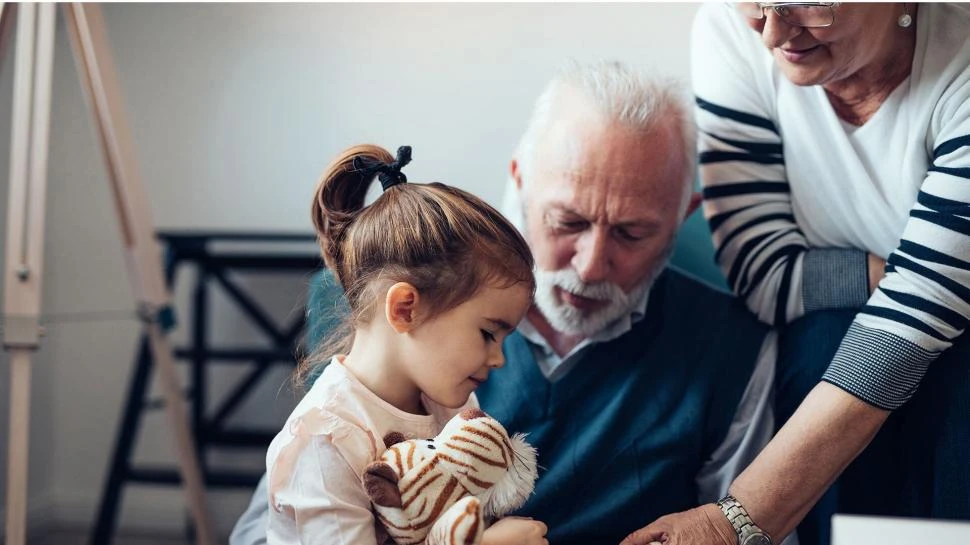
[352,146,412,191]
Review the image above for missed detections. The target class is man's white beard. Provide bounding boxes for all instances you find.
[532,266,655,338]
[505,178,676,339]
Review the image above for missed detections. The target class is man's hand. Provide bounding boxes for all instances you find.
[620,504,736,545]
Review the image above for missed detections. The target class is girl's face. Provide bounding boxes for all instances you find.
[403,282,532,409]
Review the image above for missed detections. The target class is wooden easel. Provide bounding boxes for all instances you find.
[0,4,215,545]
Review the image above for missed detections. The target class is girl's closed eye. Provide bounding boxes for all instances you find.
[481,329,497,343]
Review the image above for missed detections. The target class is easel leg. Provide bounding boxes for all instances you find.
[147,326,216,545]
[3,4,55,545]
[61,4,215,544]
[5,352,31,545]
[3,3,214,542]
[92,251,181,545]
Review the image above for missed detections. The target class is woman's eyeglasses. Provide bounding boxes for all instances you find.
[733,2,839,28]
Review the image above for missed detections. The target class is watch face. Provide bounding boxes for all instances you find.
[742,534,771,545]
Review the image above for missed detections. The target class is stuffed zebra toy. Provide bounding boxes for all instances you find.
[363,408,538,545]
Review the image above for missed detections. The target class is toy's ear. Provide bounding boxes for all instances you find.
[383,431,406,449]
[363,462,403,508]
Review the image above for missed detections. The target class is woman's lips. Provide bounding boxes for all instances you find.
[779,44,822,63]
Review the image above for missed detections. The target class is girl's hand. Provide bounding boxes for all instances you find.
[481,516,548,545]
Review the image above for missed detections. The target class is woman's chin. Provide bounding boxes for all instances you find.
[773,51,833,87]
[779,64,829,87]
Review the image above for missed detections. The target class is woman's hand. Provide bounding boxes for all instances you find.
[621,504,736,545]
[867,253,886,294]
[481,516,548,545]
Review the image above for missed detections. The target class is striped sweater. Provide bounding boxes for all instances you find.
[691,3,970,410]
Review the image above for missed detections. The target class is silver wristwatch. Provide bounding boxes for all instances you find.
[715,495,772,545]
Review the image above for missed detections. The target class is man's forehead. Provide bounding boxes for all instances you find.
[522,99,685,217]
[526,158,682,227]
[557,165,665,189]
[535,118,680,184]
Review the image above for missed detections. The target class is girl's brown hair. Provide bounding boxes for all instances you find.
[296,144,535,386]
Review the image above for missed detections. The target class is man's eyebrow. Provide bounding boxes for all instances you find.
[486,318,515,332]
[617,219,663,230]
[548,205,662,229]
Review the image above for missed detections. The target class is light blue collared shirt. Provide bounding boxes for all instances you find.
[517,289,651,382]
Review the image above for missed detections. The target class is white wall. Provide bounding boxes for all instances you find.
[0,2,701,538]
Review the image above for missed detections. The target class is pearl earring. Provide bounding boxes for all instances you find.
[898,6,912,28]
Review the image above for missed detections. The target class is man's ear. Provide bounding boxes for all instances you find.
[385,282,420,333]
[510,159,523,191]
[684,191,702,220]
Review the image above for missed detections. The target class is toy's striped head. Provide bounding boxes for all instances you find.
[364,409,538,545]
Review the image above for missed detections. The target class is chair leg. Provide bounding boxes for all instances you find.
[89,337,153,545]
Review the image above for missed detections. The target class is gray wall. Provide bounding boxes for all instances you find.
[0,2,702,537]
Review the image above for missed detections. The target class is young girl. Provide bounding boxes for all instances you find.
[266,145,547,545]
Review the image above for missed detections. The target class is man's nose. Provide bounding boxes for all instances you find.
[761,11,802,49]
[572,229,611,284]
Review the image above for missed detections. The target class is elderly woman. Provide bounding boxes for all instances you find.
[624,3,970,545]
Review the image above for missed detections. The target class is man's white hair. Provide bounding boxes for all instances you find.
[512,59,697,216]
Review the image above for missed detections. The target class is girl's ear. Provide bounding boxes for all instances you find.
[385,282,420,333]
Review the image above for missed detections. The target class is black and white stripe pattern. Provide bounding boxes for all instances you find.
[689,0,970,409]
[689,2,970,409]
[696,91,970,408]
[697,97,810,327]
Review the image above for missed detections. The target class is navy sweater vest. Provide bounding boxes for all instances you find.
[477,268,767,545]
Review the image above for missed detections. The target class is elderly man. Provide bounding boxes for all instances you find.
[231,61,788,545]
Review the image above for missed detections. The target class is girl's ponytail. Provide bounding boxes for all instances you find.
[311,145,394,285]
